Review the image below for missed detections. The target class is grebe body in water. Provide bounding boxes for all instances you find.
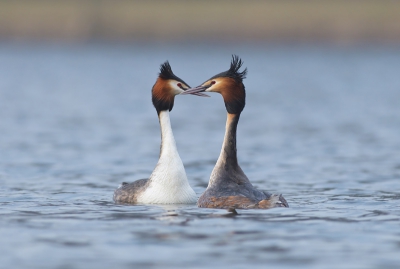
[182,56,288,209]
[114,62,205,204]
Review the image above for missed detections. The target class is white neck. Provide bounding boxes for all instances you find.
[159,110,179,159]
[138,110,197,204]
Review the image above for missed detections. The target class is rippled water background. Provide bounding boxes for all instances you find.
[0,44,400,269]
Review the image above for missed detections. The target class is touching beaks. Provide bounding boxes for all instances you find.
[190,92,210,97]
[180,85,210,96]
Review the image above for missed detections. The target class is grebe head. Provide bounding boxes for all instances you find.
[182,55,247,114]
[152,61,208,113]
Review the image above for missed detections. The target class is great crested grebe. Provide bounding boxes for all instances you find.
[113,61,207,204]
[182,55,289,209]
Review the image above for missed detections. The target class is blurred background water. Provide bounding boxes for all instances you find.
[1,1,400,269]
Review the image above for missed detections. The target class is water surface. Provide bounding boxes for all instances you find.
[0,44,400,269]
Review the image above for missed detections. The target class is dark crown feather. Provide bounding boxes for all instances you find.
[228,55,247,80]
[210,55,247,82]
[158,61,186,84]
[159,61,174,79]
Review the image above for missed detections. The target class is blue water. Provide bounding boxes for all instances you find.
[0,44,400,269]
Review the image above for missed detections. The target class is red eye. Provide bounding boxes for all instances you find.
[211,81,216,85]
[177,83,182,87]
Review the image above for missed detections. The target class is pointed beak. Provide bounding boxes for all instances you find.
[181,85,210,96]
[190,92,210,97]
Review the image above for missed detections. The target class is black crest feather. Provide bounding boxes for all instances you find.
[159,61,174,79]
[228,55,247,81]
[159,61,187,85]
[211,55,247,82]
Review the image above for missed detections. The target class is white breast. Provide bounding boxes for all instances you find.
[137,110,197,204]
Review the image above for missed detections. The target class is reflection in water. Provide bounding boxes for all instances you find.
[0,44,400,268]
